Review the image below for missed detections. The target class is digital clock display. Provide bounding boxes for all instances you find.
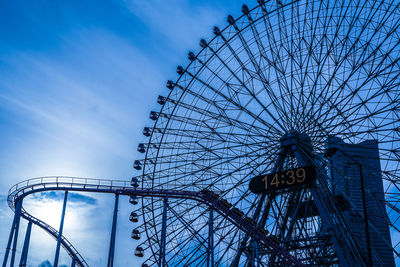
[249,166,316,194]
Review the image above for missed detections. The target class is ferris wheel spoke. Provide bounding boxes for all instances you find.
[318,70,400,127]
[255,8,301,128]
[152,127,268,142]
[164,202,239,265]
[294,0,342,127]
[299,0,375,125]
[183,67,284,136]
[153,138,268,158]
[215,225,242,265]
[163,132,275,163]
[174,231,208,265]
[287,1,313,130]
[145,202,213,264]
[260,4,304,127]
[184,245,208,266]
[199,222,239,266]
[167,205,208,246]
[166,229,205,264]
[316,68,400,137]
[325,104,399,139]
[309,66,392,137]
[311,1,400,124]
[294,0,324,122]
[148,145,267,179]
[170,80,253,129]
[168,82,278,138]
[199,150,279,196]
[217,19,294,130]
[200,39,288,133]
[295,0,347,126]
[277,0,302,127]
[315,43,400,128]
[155,107,274,138]
[151,204,208,262]
[161,145,278,192]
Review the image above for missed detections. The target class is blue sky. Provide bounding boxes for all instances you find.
[0,0,245,266]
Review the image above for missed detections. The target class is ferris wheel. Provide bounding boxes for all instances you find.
[130,0,400,266]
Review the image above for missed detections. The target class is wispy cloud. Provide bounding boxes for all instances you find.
[32,191,97,205]
[125,0,224,48]
[0,29,165,182]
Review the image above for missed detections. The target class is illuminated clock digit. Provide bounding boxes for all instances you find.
[286,170,295,185]
[270,173,280,188]
[296,168,306,183]
[262,175,269,190]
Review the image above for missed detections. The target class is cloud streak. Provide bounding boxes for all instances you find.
[32,191,97,205]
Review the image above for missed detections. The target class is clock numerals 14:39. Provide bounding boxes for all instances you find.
[249,166,316,194]
[262,168,307,190]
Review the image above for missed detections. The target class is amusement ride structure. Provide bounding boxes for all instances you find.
[2,0,400,266]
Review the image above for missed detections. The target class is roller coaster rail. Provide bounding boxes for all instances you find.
[3,177,305,267]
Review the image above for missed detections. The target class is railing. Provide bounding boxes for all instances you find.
[8,176,131,198]
[7,176,132,209]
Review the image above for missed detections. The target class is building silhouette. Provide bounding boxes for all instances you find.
[327,136,394,266]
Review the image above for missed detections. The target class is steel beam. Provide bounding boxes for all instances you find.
[107,194,119,267]
[2,200,21,267]
[9,199,23,267]
[54,191,68,267]
[207,208,214,267]
[19,221,32,267]
[254,241,260,267]
[160,197,168,267]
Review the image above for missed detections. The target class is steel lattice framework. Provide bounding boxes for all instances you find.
[131,0,400,266]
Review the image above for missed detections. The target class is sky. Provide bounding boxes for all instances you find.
[0,0,246,266]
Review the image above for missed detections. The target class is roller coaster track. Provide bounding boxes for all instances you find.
[7,177,304,267]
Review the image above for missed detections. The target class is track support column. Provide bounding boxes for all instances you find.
[3,199,22,267]
[71,259,76,267]
[159,197,168,267]
[53,191,68,267]
[107,193,119,267]
[19,221,32,267]
[10,199,23,267]
[207,208,214,267]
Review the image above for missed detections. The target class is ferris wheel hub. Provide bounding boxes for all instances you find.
[280,130,312,151]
